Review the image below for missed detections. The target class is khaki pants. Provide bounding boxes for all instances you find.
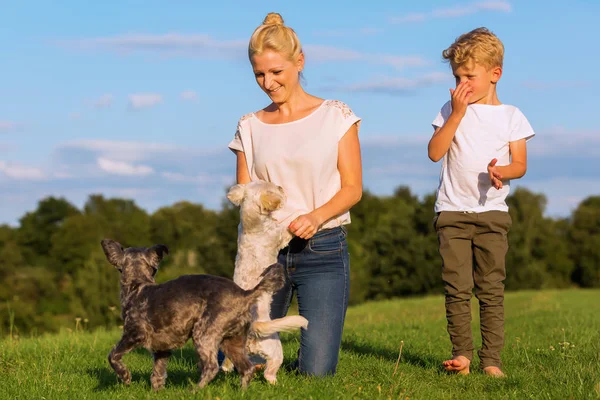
[434,210,512,369]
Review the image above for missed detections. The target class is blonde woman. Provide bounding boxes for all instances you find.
[228,12,363,377]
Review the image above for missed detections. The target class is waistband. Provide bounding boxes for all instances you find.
[281,226,347,254]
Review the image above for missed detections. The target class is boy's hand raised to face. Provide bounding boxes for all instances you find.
[450,81,473,118]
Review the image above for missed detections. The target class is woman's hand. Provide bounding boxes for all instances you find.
[289,212,323,239]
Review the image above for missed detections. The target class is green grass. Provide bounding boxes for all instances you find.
[2,289,599,399]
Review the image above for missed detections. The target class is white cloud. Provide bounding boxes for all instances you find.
[515,177,600,217]
[304,44,428,70]
[388,13,427,24]
[390,1,511,23]
[58,33,246,60]
[304,45,363,62]
[312,27,383,38]
[180,90,198,101]
[1,124,597,226]
[97,157,154,176]
[59,33,427,71]
[0,161,46,180]
[55,139,230,181]
[324,72,448,94]
[128,93,162,110]
[93,93,113,108]
[161,171,211,183]
[65,139,176,153]
[528,127,600,157]
[0,121,20,133]
[474,0,512,12]
[522,81,589,90]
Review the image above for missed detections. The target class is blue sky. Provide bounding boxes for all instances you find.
[1,0,599,225]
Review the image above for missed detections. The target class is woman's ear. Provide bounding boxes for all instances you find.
[296,52,305,73]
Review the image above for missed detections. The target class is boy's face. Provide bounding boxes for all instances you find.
[452,61,502,104]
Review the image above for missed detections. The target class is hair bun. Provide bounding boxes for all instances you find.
[263,12,284,26]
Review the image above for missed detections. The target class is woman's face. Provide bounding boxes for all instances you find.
[251,49,304,103]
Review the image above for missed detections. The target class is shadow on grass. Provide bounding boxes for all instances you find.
[341,338,443,372]
[88,346,238,392]
[280,329,446,374]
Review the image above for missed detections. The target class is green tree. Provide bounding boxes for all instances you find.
[16,197,80,265]
[0,225,24,276]
[569,196,600,287]
[505,188,573,289]
[84,195,151,246]
[72,247,121,328]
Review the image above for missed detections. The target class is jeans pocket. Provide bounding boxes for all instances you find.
[308,229,343,254]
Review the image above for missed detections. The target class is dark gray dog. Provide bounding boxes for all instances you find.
[101,239,285,390]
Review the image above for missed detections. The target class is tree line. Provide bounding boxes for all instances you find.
[0,187,598,337]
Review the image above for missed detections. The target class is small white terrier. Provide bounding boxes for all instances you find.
[223,180,308,384]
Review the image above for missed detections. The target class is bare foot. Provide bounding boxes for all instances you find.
[483,366,506,377]
[442,355,471,375]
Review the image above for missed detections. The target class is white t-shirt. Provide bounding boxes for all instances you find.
[431,101,535,213]
[228,99,361,229]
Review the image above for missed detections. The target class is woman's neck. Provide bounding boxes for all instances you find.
[271,88,315,116]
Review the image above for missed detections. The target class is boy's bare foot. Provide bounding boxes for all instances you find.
[483,366,505,377]
[442,355,470,375]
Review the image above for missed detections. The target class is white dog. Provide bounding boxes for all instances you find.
[223,180,308,384]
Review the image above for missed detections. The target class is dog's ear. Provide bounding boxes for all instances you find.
[101,239,125,270]
[260,190,283,214]
[226,184,245,206]
[149,244,169,264]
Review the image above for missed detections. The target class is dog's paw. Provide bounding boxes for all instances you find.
[264,373,277,385]
[121,370,132,385]
[220,358,235,373]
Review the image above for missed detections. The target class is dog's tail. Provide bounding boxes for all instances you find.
[248,263,286,298]
[251,316,308,338]
[246,263,309,336]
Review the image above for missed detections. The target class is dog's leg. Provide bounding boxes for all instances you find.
[261,336,284,384]
[255,293,283,384]
[195,339,220,389]
[192,319,220,388]
[108,334,141,385]
[222,335,255,390]
[150,350,171,391]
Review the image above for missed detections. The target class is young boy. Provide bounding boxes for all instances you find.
[428,27,535,377]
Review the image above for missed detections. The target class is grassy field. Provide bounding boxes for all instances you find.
[1,289,599,399]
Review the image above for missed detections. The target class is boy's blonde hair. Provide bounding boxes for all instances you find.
[442,27,504,70]
[248,12,302,62]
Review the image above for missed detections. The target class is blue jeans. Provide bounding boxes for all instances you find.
[270,226,350,377]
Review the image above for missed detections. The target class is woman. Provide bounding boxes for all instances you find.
[228,12,362,377]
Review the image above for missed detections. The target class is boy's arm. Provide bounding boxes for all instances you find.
[428,81,473,162]
[428,113,464,162]
[487,139,528,189]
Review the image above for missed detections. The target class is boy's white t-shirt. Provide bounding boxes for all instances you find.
[228,100,361,229]
[432,101,535,213]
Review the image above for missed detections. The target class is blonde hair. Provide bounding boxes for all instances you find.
[442,27,504,70]
[248,12,302,62]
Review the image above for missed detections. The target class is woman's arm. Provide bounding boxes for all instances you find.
[289,122,362,239]
[235,150,251,184]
